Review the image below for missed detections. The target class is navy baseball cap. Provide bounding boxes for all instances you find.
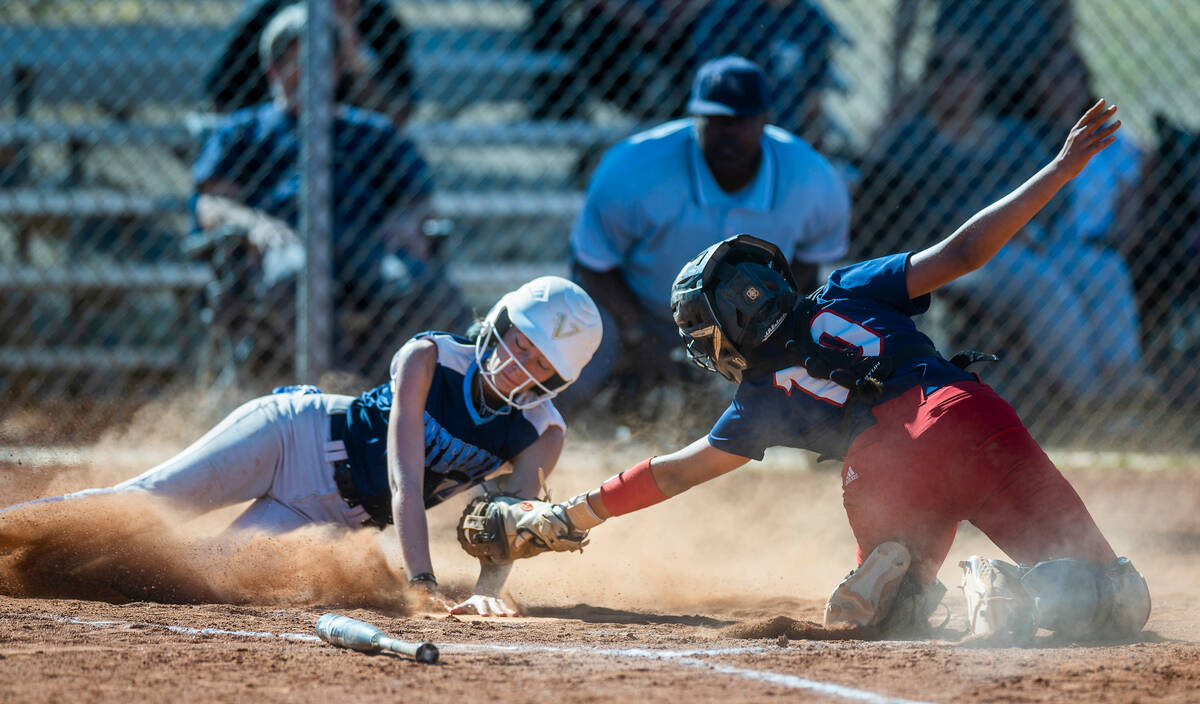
[687,55,772,117]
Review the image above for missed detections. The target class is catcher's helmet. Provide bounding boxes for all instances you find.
[476,276,602,410]
[670,234,798,383]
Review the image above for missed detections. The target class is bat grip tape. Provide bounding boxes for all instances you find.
[599,458,666,516]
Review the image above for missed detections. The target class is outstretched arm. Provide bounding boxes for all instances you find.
[906,99,1121,298]
[495,436,748,553]
[572,437,749,524]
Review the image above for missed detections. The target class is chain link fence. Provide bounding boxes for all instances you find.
[1,0,1198,450]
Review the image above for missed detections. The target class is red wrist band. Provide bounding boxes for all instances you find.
[598,458,666,516]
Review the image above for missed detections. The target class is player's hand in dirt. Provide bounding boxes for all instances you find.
[1054,98,1121,180]
[448,594,521,617]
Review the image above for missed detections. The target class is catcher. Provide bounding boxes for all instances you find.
[1,276,600,617]
[502,100,1152,642]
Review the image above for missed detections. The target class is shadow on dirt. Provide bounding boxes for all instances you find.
[524,603,735,628]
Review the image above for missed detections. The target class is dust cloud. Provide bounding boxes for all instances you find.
[0,436,859,617]
[428,441,864,612]
[3,390,1196,635]
[2,389,865,616]
[1,387,415,613]
[0,391,386,614]
[0,492,411,612]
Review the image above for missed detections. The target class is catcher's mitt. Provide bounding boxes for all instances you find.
[456,494,588,565]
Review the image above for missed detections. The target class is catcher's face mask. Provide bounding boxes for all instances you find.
[475,276,602,412]
[670,234,798,383]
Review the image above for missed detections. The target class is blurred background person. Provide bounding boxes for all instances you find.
[189,4,463,381]
[204,0,419,128]
[861,32,1158,415]
[559,56,849,433]
[1019,43,1162,404]
[854,38,1044,259]
[890,0,1074,126]
[1132,114,1200,378]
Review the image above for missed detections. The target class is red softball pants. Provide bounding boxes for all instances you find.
[841,380,1116,585]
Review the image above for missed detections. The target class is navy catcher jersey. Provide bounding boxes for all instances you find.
[342,332,564,509]
[709,253,974,461]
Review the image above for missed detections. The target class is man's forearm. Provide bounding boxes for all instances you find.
[378,202,433,259]
[194,193,300,251]
[194,193,277,232]
[789,260,820,292]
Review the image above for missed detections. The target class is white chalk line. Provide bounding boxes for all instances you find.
[15,613,321,643]
[11,612,936,704]
[445,643,936,704]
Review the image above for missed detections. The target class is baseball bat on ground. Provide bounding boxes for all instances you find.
[315,613,439,664]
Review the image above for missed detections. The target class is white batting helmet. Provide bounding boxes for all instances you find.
[475,276,602,410]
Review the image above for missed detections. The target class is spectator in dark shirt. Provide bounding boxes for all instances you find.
[859,36,1159,413]
[891,0,1074,125]
[855,39,1045,258]
[192,4,457,379]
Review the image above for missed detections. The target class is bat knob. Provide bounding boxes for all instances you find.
[414,642,439,665]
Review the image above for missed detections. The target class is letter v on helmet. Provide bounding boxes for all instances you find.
[553,312,580,338]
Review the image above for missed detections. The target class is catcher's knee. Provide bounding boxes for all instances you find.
[959,555,1150,641]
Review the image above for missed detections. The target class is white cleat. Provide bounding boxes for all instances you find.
[959,556,1027,638]
[824,541,911,627]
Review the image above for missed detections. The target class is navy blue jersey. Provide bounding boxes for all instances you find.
[342,332,564,509]
[709,253,974,461]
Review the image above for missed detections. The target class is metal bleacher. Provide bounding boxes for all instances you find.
[0,2,629,384]
[0,14,613,222]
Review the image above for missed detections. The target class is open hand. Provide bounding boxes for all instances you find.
[1055,99,1121,180]
[449,594,521,617]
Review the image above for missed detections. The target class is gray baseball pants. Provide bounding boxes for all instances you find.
[8,393,373,533]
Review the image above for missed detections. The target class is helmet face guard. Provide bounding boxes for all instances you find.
[475,309,565,413]
[670,235,799,383]
[674,292,746,382]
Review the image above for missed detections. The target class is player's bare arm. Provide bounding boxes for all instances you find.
[906,99,1121,298]
[475,437,748,573]
[505,426,565,500]
[386,338,447,608]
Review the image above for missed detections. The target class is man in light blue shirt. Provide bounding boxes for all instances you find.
[562,55,850,419]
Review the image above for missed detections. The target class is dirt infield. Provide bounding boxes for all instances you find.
[2,439,1199,703]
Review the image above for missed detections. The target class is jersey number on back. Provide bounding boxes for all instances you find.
[772,311,883,406]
